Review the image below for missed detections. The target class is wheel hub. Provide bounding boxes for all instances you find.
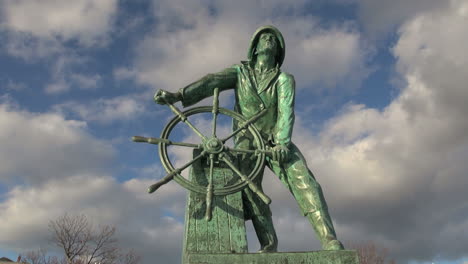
[204,137,224,154]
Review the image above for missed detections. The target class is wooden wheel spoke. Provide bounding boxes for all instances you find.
[148,150,207,193]
[132,136,200,148]
[205,154,215,221]
[225,147,274,158]
[221,108,268,143]
[220,155,271,204]
[165,102,208,141]
[212,88,219,138]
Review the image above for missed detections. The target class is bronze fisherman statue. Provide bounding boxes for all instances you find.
[154,25,345,252]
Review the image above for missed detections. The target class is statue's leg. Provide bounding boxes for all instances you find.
[267,143,344,250]
[251,213,278,253]
[239,151,278,252]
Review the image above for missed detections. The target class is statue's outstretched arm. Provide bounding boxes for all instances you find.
[179,67,238,107]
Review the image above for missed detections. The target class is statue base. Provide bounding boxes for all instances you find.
[184,250,359,264]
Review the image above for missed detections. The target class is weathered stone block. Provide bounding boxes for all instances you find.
[185,250,359,264]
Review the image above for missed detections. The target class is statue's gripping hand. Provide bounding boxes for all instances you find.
[271,144,290,163]
[154,89,182,105]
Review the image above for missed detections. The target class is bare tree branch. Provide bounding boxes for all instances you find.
[347,240,396,264]
[22,249,67,264]
[117,250,141,264]
[49,213,91,264]
[85,225,118,264]
[48,213,140,264]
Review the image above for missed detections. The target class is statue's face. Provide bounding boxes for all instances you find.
[256,32,278,56]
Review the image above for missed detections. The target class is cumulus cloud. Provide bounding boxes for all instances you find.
[0,100,185,264]
[0,0,118,94]
[2,33,105,94]
[113,67,138,82]
[3,79,27,91]
[53,94,149,123]
[0,30,65,60]
[394,0,468,122]
[355,0,449,36]
[44,81,69,94]
[69,73,102,90]
[279,0,468,262]
[1,0,118,46]
[0,175,186,264]
[43,53,105,94]
[280,19,371,92]
[4,1,468,263]
[129,0,371,95]
[0,101,114,185]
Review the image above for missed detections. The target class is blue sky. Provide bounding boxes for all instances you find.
[1,0,468,263]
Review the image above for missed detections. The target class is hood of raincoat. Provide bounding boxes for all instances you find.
[247,25,285,67]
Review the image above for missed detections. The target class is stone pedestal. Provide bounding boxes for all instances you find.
[183,151,248,264]
[185,250,359,264]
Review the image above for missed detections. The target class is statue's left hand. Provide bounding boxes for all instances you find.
[271,144,290,163]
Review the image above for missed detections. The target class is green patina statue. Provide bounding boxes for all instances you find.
[154,25,345,252]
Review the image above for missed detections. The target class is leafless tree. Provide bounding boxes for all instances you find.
[22,248,66,264]
[48,213,132,264]
[347,240,396,264]
[116,250,141,264]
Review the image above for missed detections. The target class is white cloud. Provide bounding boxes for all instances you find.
[0,101,114,185]
[1,30,65,60]
[280,19,371,92]
[0,100,185,264]
[1,36,101,94]
[282,0,468,262]
[53,94,148,123]
[40,54,104,94]
[3,79,26,91]
[129,0,371,95]
[3,1,468,263]
[70,73,101,90]
[43,54,97,94]
[113,67,138,82]
[0,175,186,264]
[1,0,118,46]
[45,80,69,94]
[0,0,117,95]
[355,0,449,36]
[393,0,468,121]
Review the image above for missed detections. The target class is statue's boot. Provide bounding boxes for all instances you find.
[307,209,344,250]
[252,214,278,253]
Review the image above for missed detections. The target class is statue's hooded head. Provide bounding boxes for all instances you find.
[247,25,285,67]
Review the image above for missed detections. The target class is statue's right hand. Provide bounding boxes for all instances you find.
[154,89,181,105]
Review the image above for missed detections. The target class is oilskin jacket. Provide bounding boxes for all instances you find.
[179,61,295,147]
[179,61,295,219]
